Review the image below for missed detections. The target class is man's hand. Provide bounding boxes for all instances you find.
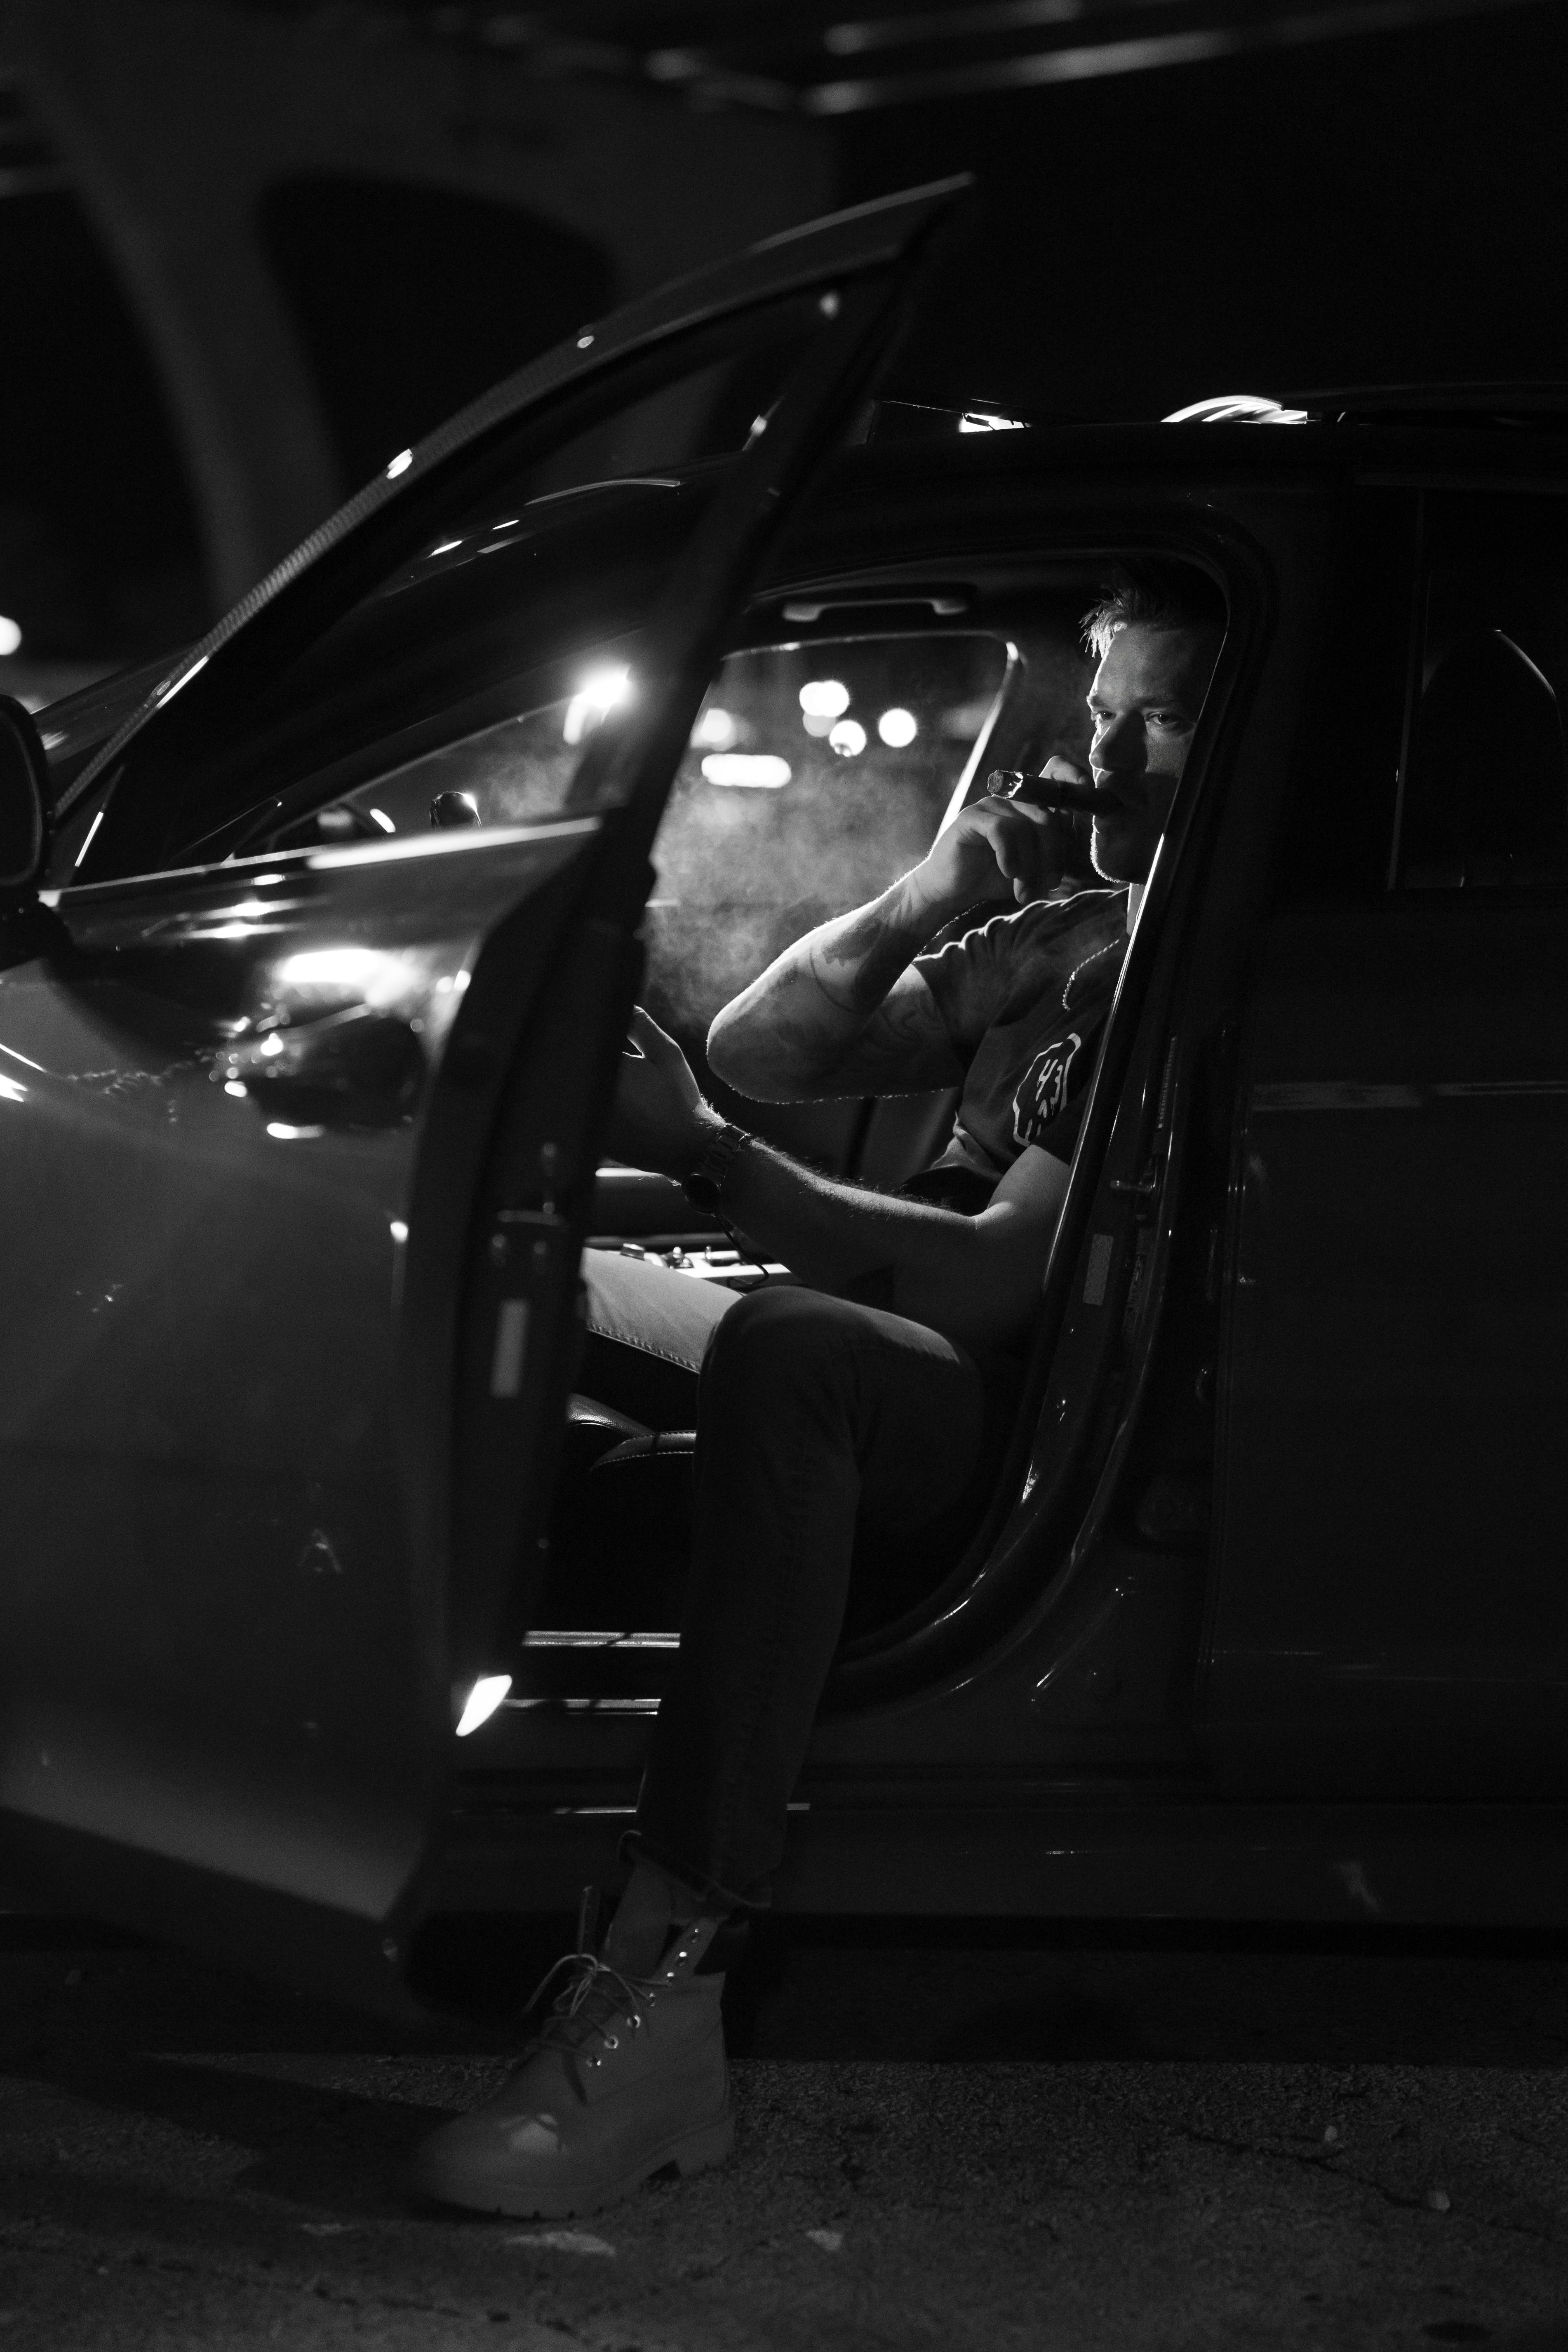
[607,1008,1075,1352]
[605,1006,723,1178]
[912,757,1089,912]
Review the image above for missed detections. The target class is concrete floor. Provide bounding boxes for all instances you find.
[2,1917,1567,2349]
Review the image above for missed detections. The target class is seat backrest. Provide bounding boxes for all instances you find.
[853,1086,962,1188]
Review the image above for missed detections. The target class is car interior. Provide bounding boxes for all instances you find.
[200,521,1229,1717]
[289,557,1151,1700]
[35,418,1229,1724]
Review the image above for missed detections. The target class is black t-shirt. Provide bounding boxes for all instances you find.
[906,886,1129,1205]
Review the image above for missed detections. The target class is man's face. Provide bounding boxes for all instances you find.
[1086,621,1221,884]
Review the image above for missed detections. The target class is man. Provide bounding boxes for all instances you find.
[415,562,1224,2217]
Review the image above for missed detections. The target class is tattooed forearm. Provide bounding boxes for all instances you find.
[806,880,930,1014]
[707,869,962,1101]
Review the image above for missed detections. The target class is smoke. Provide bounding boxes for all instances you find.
[641,627,1095,1065]
[643,748,951,1045]
[386,621,1095,1079]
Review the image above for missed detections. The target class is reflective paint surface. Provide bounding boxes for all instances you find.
[0,822,600,1990]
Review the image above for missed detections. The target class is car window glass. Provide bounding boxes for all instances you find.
[1394,492,1568,890]
[60,308,822,880]
[304,630,1009,1043]
[643,632,1008,1047]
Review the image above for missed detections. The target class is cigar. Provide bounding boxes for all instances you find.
[986,768,1115,815]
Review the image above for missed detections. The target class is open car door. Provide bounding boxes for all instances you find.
[0,178,971,2012]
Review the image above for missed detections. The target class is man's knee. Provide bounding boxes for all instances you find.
[699,1284,859,1401]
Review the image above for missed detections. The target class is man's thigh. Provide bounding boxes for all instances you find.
[700,1284,995,1540]
[691,1284,1010,1633]
[809,1292,994,1539]
[579,1247,743,1429]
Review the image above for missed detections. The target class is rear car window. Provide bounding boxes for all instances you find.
[1394,491,1568,891]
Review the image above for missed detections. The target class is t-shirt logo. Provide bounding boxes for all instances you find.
[1012,1031,1084,1147]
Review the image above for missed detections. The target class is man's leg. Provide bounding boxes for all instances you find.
[414,1284,1000,2218]
[576,1246,742,1430]
[630,1284,996,1907]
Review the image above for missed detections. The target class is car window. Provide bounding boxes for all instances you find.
[1393,491,1568,890]
[290,627,1009,1045]
[221,475,701,858]
[645,632,1009,1046]
[53,308,823,881]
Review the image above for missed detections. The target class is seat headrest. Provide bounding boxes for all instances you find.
[1402,627,1568,882]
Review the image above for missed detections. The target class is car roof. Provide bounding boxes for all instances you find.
[875,381,1568,446]
[848,402,1568,496]
[39,386,1568,800]
[1286,382,1568,425]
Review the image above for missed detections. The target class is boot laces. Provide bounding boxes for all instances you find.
[524,1943,660,2058]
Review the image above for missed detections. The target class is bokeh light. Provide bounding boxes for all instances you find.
[877,707,917,747]
[701,754,791,789]
[563,665,632,745]
[692,705,740,750]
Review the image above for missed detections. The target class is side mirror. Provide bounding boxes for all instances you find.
[429,789,481,830]
[0,695,49,895]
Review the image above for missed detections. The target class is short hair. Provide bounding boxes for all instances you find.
[1081,561,1227,660]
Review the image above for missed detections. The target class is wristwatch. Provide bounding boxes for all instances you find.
[682,1120,754,1215]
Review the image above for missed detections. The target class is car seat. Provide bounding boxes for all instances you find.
[541,1360,1013,1640]
[541,1398,697,1627]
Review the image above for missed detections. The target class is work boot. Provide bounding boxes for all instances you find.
[411,1878,735,2218]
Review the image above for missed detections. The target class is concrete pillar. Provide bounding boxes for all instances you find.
[0,0,833,611]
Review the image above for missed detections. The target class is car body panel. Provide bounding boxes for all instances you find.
[431,1792,1568,1932]
[11,185,1568,1969]
[0,822,606,2007]
[0,180,980,2000]
[1211,896,1568,1802]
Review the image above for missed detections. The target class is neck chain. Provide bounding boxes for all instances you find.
[1061,933,1126,1014]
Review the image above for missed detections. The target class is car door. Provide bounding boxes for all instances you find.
[0,177,971,2010]
[1208,480,1568,1801]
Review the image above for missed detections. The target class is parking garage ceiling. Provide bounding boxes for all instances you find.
[211,0,1553,109]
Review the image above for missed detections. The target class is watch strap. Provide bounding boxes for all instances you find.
[682,1120,753,1213]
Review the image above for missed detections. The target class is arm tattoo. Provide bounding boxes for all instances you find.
[806,893,929,1015]
[710,874,957,1095]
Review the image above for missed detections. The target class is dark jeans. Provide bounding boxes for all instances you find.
[579,1251,1016,1910]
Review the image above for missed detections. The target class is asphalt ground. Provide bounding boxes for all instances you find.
[2,1914,1567,2350]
